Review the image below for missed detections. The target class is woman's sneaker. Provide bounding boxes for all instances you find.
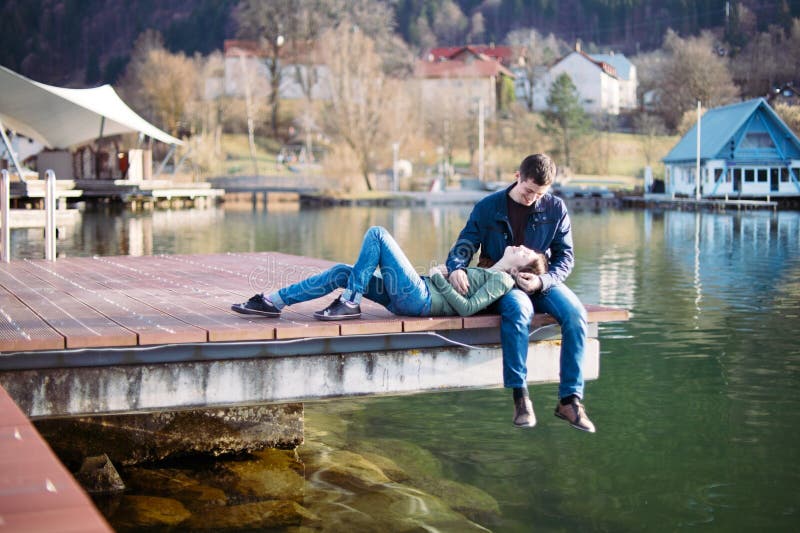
[314,298,361,321]
[231,294,281,317]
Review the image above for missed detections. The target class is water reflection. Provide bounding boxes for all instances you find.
[9,204,800,531]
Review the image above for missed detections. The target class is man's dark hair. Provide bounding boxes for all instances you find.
[519,154,556,185]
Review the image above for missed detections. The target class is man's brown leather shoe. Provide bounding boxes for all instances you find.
[554,398,596,433]
[513,397,536,428]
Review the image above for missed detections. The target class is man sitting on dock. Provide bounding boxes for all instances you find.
[445,154,594,433]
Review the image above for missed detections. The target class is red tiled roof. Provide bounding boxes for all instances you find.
[225,39,267,57]
[566,49,618,78]
[428,45,516,65]
[223,39,316,62]
[580,50,617,77]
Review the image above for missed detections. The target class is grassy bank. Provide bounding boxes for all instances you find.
[212,130,678,192]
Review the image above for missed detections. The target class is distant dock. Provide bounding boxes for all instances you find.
[624,193,779,211]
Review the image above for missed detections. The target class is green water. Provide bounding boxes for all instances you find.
[16,204,800,531]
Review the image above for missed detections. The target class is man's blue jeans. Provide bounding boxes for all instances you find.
[492,284,588,399]
[270,226,431,316]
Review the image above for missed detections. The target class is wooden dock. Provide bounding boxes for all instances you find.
[0,384,112,532]
[624,193,778,211]
[0,252,628,419]
[0,252,627,352]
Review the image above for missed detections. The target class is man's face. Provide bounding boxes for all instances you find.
[514,174,550,206]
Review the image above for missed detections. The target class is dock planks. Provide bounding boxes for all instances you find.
[0,385,112,531]
[0,252,630,354]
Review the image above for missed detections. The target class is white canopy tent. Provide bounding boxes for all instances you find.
[0,65,182,182]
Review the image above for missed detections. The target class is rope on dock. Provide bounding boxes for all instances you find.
[0,325,561,358]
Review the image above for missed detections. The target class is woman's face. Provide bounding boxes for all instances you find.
[503,245,538,270]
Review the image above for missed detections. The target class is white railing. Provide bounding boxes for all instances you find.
[1,169,9,263]
[44,169,57,261]
[0,168,59,262]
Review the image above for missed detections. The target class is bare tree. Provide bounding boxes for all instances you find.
[634,113,667,167]
[319,22,407,191]
[731,25,782,98]
[288,1,336,158]
[119,30,199,136]
[650,30,739,131]
[632,48,667,112]
[467,13,486,44]
[432,0,467,46]
[731,19,800,99]
[329,0,413,77]
[234,0,297,138]
[774,103,800,136]
[789,19,800,85]
[506,29,568,112]
[676,107,708,137]
[413,15,437,52]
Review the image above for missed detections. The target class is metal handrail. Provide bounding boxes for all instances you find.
[1,169,9,262]
[45,169,56,261]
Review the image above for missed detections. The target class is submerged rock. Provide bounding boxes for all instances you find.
[351,438,500,524]
[298,440,491,532]
[220,448,305,502]
[351,438,444,480]
[74,454,125,495]
[35,403,303,467]
[183,500,318,530]
[123,467,227,510]
[112,495,191,529]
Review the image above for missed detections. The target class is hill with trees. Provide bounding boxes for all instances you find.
[1,0,796,86]
[1,0,798,189]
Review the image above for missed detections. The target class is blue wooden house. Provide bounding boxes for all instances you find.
[662,98,800,198]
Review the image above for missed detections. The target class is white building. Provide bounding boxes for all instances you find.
[533,46,637,115]
[589,52,637,110]
[412,46,516,118]
[205,40,330,101]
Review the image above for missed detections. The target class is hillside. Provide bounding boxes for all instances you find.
[1,0,794,86]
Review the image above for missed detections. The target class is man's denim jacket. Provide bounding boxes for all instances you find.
[445,183,574,293]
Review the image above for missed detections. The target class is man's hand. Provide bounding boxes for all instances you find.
[516,272,543,294]
[429,264,448,277]
[448,268,470,295]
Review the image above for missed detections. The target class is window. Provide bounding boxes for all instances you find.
[744,169,755,182]
[740,132,775,149]
[781,168,790,182]
[714,169,723,183]
[757,169,767,182]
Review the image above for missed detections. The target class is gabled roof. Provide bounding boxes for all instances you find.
[415,48,514,79]
[0,65,182,148]
[663,98,800,163]
[589,53,633,80]
[224,39,314,63]
[553,50,618,78]
[428,45,515,66]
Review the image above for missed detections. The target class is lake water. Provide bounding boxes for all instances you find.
[15,203,800,531]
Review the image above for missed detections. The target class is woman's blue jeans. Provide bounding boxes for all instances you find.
[269,226,431,316]
[492,284,588,399]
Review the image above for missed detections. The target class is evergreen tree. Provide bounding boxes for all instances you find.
[538,73,591,170]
